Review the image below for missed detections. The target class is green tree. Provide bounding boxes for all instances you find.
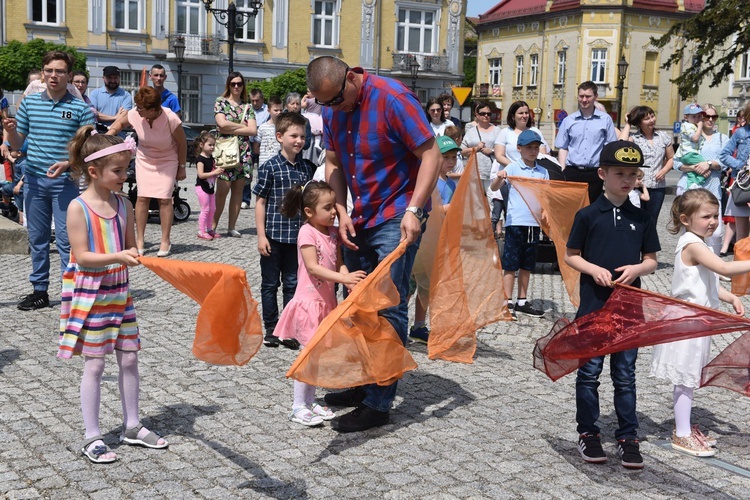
[652,0,750,98]
[0,39,88,92]
[247,68,308,100]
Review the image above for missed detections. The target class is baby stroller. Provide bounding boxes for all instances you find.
[125,160,191,222]
[534,154,565,266]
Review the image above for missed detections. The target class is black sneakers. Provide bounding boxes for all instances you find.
[617,438,644,469]
[577,433,607,463]
[18,291,49,311]
[514,301,545,317]
[263,333,280,347]
[332,405,389,433]
[324,387,366,407]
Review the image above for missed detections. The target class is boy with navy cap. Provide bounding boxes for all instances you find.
[490,129,549,319]
[564,140,661,469]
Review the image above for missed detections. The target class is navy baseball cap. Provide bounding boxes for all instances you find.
[599,140,644,168]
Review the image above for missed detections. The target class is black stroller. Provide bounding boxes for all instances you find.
[125,161,191,222]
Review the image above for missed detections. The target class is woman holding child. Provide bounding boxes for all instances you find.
[619,105,674,224]
[213,72,257,237]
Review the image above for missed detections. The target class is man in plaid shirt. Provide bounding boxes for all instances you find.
[307,56,442,432]
[253,112,316,349]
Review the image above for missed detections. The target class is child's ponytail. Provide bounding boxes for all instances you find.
[280,184,304,218]
[67,125,125,181]
[193,130,214,156]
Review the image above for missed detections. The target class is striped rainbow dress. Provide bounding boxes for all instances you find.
[58,195,140,358]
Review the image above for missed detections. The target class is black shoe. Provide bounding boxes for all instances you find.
[507,303,518,321]
[280,338,300,350]
[18,291,49,311]
[263,333,280,347]
[577,433,607,463]
[719,252,728,258]
[332,405,389,433]
[617,438,644,469]
[323,387,366,407]
[514,301,545,317]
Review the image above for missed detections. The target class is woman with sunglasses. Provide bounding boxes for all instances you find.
[720,101,750,256]
[461,101,499,190]
[425,97,454,137]
[619,105,675,225]
[212,72,257,237]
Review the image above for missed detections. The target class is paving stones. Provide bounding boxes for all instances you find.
[1,170,749,497]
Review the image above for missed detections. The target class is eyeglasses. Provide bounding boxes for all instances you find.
[703,114,718,119]
[315,67,350,107]
[476,111,492,117]
[429,108,442,113]
[43,68,68,76]
[230,81,244,88]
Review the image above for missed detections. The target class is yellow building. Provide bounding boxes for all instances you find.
[474,0,704,141]
[1,0,466,124]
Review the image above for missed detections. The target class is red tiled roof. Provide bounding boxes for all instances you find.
[478,0,547,23]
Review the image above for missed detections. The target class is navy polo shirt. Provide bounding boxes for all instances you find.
[567,194,660,317]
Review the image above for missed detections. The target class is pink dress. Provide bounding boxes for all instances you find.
[275,224,338,346]
[129,107,182,199]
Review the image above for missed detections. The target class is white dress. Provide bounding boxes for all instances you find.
[650,232,719,387]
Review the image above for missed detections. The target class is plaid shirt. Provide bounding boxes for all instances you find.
[252,152,315,243]
[322,68,433,229]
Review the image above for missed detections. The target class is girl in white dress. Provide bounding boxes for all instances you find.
[652,189,750,456]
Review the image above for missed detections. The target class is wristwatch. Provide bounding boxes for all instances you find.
[405,206,426,222]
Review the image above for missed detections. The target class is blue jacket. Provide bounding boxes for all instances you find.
[720,125,750,176]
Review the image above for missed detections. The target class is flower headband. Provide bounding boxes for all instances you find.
[83,136,137,163]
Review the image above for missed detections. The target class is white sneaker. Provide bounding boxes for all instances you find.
[240,202,249,209]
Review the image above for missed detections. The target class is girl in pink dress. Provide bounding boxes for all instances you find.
[276,181,367,426]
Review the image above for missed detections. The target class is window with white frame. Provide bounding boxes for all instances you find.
[488,58,502,85]
[741,53,750,80]
[119,70,141,99]
[529,54,539,87]
[396,8,438,54]
[31,0,63,24]
[515,56,524,87]
[234,0,262,42]
[556,50,567,84]
[312,0,339,48]
[591,48,607,83]
[114,0,143,31]
[181,75,201,124]
[176,0,203,35]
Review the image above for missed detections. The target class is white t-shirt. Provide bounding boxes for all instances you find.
[495,126,549,164]
[430,119,455,137]
[257,121,280,168]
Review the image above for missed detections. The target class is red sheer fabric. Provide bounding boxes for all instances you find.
[427,151,511,364]
[510,176,589,307]
[701,332,750,396]
[139,257,262,365]
[286,241,417,388]
[534,284,750,382]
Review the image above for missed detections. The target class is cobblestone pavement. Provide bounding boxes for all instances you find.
[1,170,749,499]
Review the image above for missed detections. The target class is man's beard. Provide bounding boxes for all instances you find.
[105,81,119,91]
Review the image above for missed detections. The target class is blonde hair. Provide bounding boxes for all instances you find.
[67,125,127,182]
[636,168,645,180]
[667,188,719,235]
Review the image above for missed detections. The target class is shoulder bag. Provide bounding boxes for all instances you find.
[731,165,750,205]
[213,104,250,169]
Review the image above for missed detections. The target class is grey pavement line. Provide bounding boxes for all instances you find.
[656,440,750,479]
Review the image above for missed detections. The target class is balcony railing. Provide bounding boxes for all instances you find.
[168,33,221,57]
[596,83,611,98]
[392,53,449,73]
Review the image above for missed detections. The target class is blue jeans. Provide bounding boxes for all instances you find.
[575,348,639,440]
[259,238,298,333]
[343,216,422,412]
[25,174,79,292]
[641,187,666,225]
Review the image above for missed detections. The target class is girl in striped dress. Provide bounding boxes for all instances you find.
[60,125,168,464]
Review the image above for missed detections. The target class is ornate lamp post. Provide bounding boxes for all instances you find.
[173,37,186,108]
[616,54,629,129]
[201,0,263,74]
[410,56,420,93]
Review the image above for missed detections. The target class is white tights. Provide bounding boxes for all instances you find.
[292,380,317,410]
[673,384,694,438]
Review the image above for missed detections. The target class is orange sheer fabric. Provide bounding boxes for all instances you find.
[427,151,511,364]
[411,189,445,302]
[509,176,589,307]
[139,257,262,365]
[534,284,750,382]
[701,332,750,396]
[731,236,750,295]
[286,241,417,388]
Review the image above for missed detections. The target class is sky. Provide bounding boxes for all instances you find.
[467,0,501,17]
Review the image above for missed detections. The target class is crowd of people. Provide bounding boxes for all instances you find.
[3,51,750,467]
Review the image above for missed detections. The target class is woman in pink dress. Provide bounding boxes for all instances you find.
[108,87,186,256]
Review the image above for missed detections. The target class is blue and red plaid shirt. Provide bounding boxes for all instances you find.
[322,68,433,229]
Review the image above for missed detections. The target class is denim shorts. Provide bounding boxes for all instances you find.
[501,225,540,272]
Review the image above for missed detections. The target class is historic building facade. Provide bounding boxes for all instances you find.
[474,0,704,140]
[2,0,466,124]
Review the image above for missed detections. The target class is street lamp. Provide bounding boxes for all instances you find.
[201,0,263,74]
[173,37,186,110]
[410,56,420,93]
[616,54,629,129]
